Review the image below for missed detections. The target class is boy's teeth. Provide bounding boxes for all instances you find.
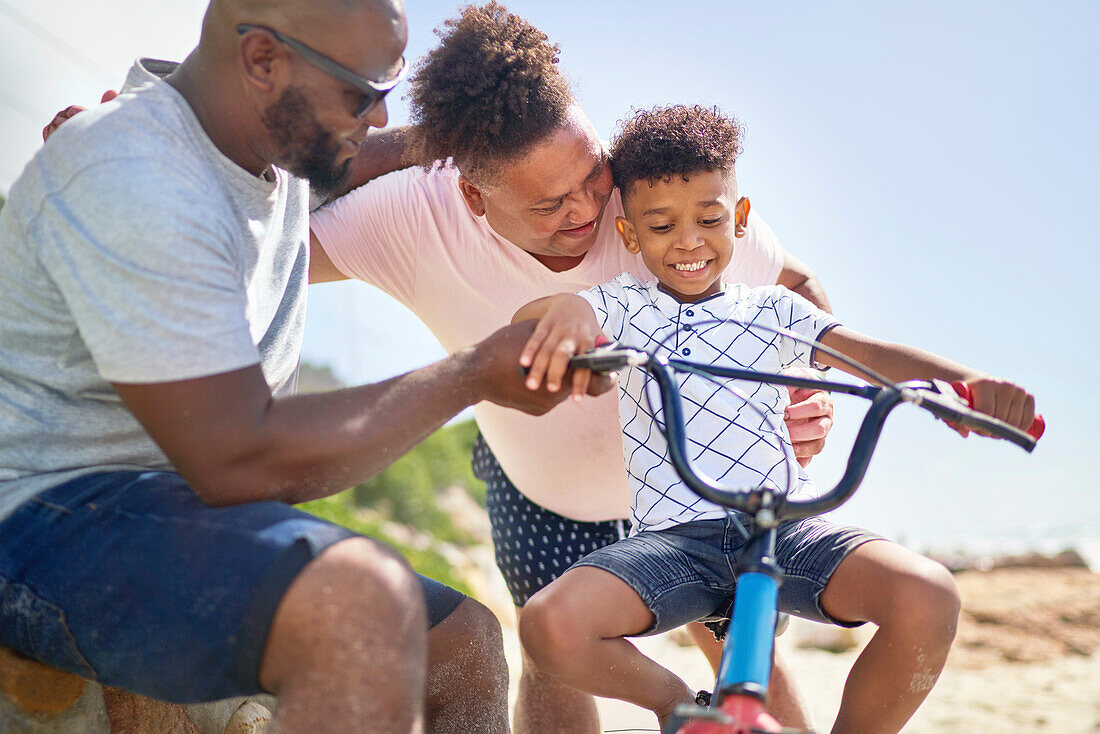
[673,261,708,272]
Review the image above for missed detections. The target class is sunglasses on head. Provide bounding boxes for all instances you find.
[237,24,406,118]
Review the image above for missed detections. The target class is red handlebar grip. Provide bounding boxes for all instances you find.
[950,381,1045,440]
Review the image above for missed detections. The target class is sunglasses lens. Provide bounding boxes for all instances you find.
[355,90,383,118]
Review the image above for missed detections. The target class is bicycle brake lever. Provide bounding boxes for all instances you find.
[569,343,649,373]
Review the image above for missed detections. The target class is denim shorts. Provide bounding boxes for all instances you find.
[0,471,465,703]
[574,514,882,636]
[475,435,629,606]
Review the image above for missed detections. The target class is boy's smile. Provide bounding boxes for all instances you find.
[616,169,749,302]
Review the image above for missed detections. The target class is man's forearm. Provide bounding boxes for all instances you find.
[115,323,567,508]
[222,349,486,505]
[332,126,414,200]
[777,250,833,313]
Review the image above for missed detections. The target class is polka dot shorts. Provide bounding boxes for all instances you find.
[473,434,629,606]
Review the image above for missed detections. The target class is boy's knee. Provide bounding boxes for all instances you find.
[518,591,582,672]
[892,558,961,636]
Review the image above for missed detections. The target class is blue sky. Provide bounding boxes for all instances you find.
[1,1,1097,553]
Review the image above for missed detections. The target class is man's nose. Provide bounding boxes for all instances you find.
[363,97,389,130]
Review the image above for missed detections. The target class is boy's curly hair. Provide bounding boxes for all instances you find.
[406,2,573,182]
[610,105,744,195]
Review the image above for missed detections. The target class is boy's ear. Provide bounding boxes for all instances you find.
[615,216,640,253]
[734,196,751,238]
[457,176,487,216]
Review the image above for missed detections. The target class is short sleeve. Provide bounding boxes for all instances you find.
[309,167,424,306]
[577,275,632,342]
[723,210,783,287]
[34,157,260,383]
[768,287,841,370]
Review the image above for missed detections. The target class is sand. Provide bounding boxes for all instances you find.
[496,567,1100,733]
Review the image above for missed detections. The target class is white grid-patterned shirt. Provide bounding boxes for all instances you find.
[578,273,841,533]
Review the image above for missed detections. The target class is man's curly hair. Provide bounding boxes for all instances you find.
[406,2,573,182]
[610,105,744,196]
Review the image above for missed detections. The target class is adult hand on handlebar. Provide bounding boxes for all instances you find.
[785,383,834,467]
[471,320,613,416]
[42,90,118,141]
[950,376,1036,439]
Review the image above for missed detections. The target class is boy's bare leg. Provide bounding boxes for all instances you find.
[425,598,510,734]
[514,608,601,734]
[685,623,814,730]
[260,537,428,734]
[519,566,695,730]
[768,648,816,730]
[820,540,960,734]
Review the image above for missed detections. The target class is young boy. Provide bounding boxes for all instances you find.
[511,104,1037,733]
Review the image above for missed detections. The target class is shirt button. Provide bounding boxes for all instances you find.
[682,347,691,356]
[685,309,695,317]
[683,323,693,331]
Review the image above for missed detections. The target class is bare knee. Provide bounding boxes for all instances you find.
[884,558,961,642]
[518,589,586,676]
[428,596,506,689]
[260,537,427,693]
[426,598,509,732]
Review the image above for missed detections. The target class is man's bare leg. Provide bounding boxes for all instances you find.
[425,597,511,734]
[259,537,428,734]
[513,604,600,734]
[686,622,814,729]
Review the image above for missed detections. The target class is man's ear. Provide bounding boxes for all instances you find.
[237,28,286,94]
[734,196,751,238]
[457,175,487,217]
[615,216,640,254]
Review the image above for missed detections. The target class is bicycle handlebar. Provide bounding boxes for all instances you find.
[570,344,1039,520]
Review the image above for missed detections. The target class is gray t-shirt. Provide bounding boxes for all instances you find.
[0,59,310,520]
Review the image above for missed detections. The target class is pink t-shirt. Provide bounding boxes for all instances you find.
[310,164,783,521]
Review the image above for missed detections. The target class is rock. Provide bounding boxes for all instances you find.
[0,647,272,734]
[0,647,85,716]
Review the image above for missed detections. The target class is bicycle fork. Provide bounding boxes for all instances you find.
[673,529,786,734]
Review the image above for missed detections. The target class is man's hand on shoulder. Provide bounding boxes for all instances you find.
[42,90,118,141]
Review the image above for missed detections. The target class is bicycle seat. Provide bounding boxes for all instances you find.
[698,602,790,641]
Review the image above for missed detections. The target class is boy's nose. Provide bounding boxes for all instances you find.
[678,227,706,249]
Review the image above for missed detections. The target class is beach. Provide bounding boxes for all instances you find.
[489,565,1100,733]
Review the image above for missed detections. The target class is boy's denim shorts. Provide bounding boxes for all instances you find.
[574,514,883,636]
[0,470,465,703]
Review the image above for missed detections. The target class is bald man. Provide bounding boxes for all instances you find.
[0,1,587,731]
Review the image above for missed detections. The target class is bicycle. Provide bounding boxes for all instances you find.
[570,332,1043,734]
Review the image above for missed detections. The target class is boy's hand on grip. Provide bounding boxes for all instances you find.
[951,378,1043,440]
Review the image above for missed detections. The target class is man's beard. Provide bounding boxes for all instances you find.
[261,87,351,198]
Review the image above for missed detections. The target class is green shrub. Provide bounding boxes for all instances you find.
[293,366,485,595]
[351,419,485,545]
[297,490,472,596]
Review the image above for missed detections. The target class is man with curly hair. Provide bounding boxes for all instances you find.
[310,3,830,730]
